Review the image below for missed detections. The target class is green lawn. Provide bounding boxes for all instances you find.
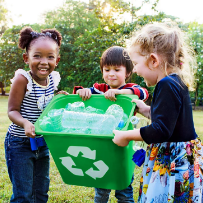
[0,95,202,202]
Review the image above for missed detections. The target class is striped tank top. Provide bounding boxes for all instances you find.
[8,69,61,137]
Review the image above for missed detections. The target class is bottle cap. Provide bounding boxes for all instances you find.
[130,116,140,125]
[118,120,125,128]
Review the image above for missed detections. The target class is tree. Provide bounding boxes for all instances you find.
[44,0,161,92]
[0,0,8,35]
[0,24,46,84]
[1,0,191,99]
[188,22,203,106]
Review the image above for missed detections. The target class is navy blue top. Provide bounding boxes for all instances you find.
[140,74,197,144]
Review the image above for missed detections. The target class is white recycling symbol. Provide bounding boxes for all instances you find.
[60,146,109,179]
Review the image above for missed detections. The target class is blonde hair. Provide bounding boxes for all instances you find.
[129,22,196,90]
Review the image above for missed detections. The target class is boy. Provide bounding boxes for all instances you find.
[73,46,148,203]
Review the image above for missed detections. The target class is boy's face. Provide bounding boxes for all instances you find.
[103,65,127,89]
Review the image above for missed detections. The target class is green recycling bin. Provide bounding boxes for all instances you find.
[34,94,137,190]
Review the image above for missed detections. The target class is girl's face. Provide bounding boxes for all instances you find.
[23,38,60,85]
[103,65,128,89]
[129,45,159,87]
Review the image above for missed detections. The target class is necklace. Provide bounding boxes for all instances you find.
[30,72,48,111]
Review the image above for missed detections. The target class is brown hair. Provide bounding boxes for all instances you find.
[18,27,62,54]
[129,22,196,90]
[100,46,133,81]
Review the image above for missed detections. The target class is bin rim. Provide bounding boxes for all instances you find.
[34,94,138,138]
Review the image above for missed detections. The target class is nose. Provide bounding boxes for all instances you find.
[109,69,115,76]
[40,57,48,64]
[133,67,136,73]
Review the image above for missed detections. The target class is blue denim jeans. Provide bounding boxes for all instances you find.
[94,175,134,203]
[4,132,50,203]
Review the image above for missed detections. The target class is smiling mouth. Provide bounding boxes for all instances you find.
[39,69,49,74]
[39,68,48,71]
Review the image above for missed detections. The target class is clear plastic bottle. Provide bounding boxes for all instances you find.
[39,116,53,131]
[85,106,104,114]
[116,113,129,130]
[65,102,85,112]
[39,104,125,135]
[47,108,64,132]
[62,110,117,134]
[106,104,123,127]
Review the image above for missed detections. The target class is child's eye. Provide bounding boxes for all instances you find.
[104,69,109,72]
[48,56,55,59]
[33,55,40,58]
[115,69,120,72]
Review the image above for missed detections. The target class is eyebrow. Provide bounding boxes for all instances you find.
[104,66,122,68]
[32,52,56,55]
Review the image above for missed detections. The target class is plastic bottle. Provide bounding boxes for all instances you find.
[39,116,53,131]
[39,103,125,135]
[85,106,104,114]
[47,108,64,132]
[106,104,123,126]
[65,102,85,112]
[62,110,117,134]
[116,113,129,130]
[116,120,125,130]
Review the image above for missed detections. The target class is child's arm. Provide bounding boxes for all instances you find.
[112,128,143,147]
[123,83,149,101]
[8,74,36,138]
[104,84,149,102]
[104,89,133,101]
[112,99,150,146]
[132,99,151,119]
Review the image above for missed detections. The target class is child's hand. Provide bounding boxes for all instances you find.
[23,120,36,138]
[76,88,92,101]
[56,90,69,95]
[112,130,129,147]
[132,99,151,119]
[104,89,119,101]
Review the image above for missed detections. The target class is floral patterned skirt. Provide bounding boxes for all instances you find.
[138,138,203,203]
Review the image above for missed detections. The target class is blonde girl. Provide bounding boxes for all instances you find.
[113,22,203,202]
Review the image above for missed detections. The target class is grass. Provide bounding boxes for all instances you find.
[0,95,202,202]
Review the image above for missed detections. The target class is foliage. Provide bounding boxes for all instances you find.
[1,0,203,104]
[188,22,203,105]
[0,24,48,85]
[44,0,167,93]
[44,0,138,91]
[0,0,8,35]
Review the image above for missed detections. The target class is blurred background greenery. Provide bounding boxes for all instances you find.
[0,0,203,107]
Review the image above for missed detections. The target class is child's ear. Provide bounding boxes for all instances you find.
[23,53,29,64]
[149,53,159,69]
[56,56,60,66]
[126,72,130,79]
